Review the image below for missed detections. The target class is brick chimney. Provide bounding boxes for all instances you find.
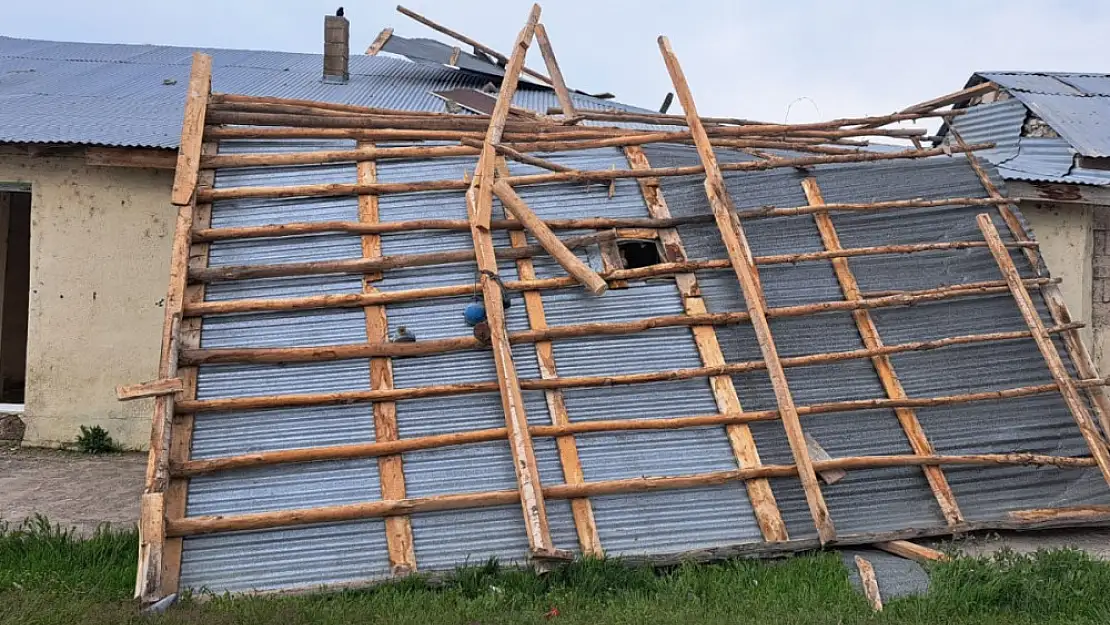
[323,13,350,84]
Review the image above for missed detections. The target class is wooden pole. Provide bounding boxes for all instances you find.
[950,126,1110,448]
[978,214,1110,488]
[874,540,948,563]
[365,27,394,55]
[166,452,1097,537]
[495,158,601,555]
[463,4,560,562]
[802,177,964,528]
[170,53,212,206]
[459,138,575,173]
[533,24,577,120]
[658,35,835,543]
[855,555,883,611]
[395,4,554,85]
[491,180,607,294]
[624,145,788,541]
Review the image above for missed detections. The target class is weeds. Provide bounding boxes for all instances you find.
[75,425,122,454]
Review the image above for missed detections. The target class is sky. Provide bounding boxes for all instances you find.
[4,1,1108,133]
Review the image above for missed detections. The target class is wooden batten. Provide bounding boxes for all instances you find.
[359,141,417,575]
[854,555,883,611]
[802,177,963,527]
[495,158,602,556]
[171,53,212,206]
[658,35,835,543]
[533,24,576,120]
[978,214,1110,488]
[365,27,394,56]
[875,540,948,563]
[464,4,557,560]
[624,145,788,542]
[117,378,184,401]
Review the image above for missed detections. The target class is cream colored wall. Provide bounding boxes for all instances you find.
[1022,202,1094,349]
[0,154,174,449]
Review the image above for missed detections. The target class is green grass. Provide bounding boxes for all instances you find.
[2,517,1110,624]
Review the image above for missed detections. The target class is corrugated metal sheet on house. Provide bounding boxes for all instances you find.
[0,35,652,149]
[172,123,1110,594]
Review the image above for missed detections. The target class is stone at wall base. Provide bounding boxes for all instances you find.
[0,414,25,444]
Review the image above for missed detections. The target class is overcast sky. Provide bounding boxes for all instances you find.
[4,1,1107,132]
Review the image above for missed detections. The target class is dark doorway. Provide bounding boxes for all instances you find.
[0,191,29,404]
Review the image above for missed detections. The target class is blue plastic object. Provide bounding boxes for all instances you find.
[463,301,487,326]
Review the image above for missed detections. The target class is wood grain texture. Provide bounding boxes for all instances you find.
[117,378,183,401]
[658,35,834,543]
[170,53,212,206]
[802,177,963,527]
[854,555,883,611]
[875,540,948,562]
[365,27,393,55]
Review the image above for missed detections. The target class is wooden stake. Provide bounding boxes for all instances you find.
[854,555,883,611]
[802,177,963,527]
[465,4,556,560]
[117,378,183,401]
[170,53,212,206]
[534,24,577,120]
[365,27,394,55]
[875,540,948,563]
[658,35,835,543]
[978,214,1110,488]
[492,180,607,294]
[624,145,788,541]
[358,141,417,575]
[496,158,602,555]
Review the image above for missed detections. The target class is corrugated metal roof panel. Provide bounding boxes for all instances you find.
[979,72,1085,95]
[949,98,1025,163]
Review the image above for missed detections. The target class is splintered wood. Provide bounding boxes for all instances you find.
[130,2,1110,600]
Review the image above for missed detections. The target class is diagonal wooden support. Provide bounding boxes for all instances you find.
[495,159,602,556]
[358,141,417,575]
[978,214,1110,488]
[657,36,835,543]
[624,145,788,542]
[533,24,577,122]
[137,52,210,602]
[464,4,560,560]
[950,126,1110,445]
[801,177,964,527]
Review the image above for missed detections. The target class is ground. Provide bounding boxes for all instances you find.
[0,446,144,534]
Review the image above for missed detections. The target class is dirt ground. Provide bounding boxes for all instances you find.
[0,446,145,535]
[1,445,1108,558]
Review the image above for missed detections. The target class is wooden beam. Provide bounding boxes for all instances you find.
[464,4,559,562]
[658,35,835,543]
[491,180,607,294]
[534,24,576,120]
[495,157,602,556]
[117,378,183,401]
[85,147,177,170]
[170,53,212,206]
[624,145,788,541]
[802,177,964,527]
[874,540,948,563]
[365,27,394,55]
[950,127,1110,457]
[395,5,553,85]
[901,81,998,114]
[358,140,417,575]
[978,213,1110,488]
[854,555,883,611]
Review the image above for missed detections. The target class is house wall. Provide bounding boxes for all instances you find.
[1022,201,1094,350]
[0,154,174,449]
[1092,206,1110,374]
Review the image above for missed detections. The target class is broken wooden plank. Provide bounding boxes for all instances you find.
[365,27,394,55]
[117,378,184,401]
[854,555,883,611]
[491,180,607,294]
[658,35,835,543]
[359,140,417,575]
[805,432,847,485]
[978,213,1110,488]
[875,540,948,563]
[170,53,212,206]
[802,177,963,527]
[623,144,788,542]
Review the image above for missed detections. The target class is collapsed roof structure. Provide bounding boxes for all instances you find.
[129,4,1110,600]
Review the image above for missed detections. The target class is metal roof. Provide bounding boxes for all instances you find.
[174,135,1110,593]
[0,36,646,149]
[943,72,1110,186]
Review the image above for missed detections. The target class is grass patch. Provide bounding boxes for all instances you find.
[1,518,1109,624]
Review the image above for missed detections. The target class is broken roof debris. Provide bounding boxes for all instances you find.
[125,3,1110,602]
